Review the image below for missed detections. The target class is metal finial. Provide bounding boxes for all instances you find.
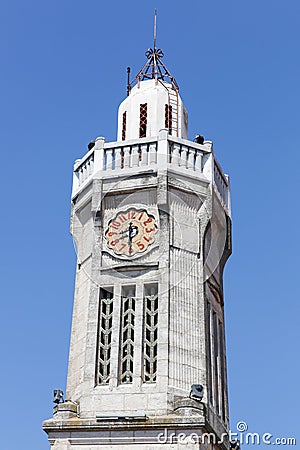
[126,9,179,92]
[154,9,157,50]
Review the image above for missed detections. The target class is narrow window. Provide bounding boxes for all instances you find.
[143,284,158,382]
[213,311,220,413]
[119,286,136,383]
[165,104,172,134]
[96,288,114,385]
[219,320,226,422]
[206,300,213,405]
[122,111,127,141]
[139,103,147,138]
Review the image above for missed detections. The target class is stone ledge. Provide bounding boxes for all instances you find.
[43,413,206,433]
[43,411,230,449]
[174,398,205,417]
[53,401,79,419]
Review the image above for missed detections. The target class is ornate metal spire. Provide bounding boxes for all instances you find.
[127,10,179,95]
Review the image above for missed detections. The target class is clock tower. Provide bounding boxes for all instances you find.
[43,31,233,450]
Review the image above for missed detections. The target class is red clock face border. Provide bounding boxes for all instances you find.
[105,208,158,257]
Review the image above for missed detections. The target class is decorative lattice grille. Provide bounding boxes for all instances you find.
[165,104,172,134]
[139,103,147,138]
[119,286,136,383]
[96,288,114,384]
[122,111,127,141]
[143,284,158,382]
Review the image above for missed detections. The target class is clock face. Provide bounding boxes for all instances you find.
[105,208,158,257]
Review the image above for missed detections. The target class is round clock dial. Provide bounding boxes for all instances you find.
[105,208,158,257]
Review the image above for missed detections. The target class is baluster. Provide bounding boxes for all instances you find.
[124,146,130,168]
[106,148,113,171]
[149,143,157,165]
[222,180,226,204]
[225,185,229,209]
[132,145,139,167]
[141,144,148,166]
[115,147,122,170]
[172,143,180,166]
[180,145,188,168]
[187,147,194,169]
[195,150,203,173]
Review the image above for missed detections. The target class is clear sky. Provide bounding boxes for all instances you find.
[0,1,299,449]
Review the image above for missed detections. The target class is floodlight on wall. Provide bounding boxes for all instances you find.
[53,389,64,404]
[194,134,204,145]
[88,141,95,151]
[189,384,204,401]
[230,440,240,450]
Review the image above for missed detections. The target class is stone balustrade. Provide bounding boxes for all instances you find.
[72,134,230,213]
[75,152,94,186]
[213,158,230,209]
[104,141,157,171]
[168,140,203,172]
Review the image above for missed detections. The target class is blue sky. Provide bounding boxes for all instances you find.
[0,1,299,448]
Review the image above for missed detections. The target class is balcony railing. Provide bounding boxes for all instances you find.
[103,141,157,171]
[168,140,203,172]
[213,158,230,210]
[72,134,230,212]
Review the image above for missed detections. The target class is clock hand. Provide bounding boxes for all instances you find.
[127,222,139,254]
[128,223,138,239]
[118,224,136,241]
[127,222,132,254]
[128,222,133,245]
